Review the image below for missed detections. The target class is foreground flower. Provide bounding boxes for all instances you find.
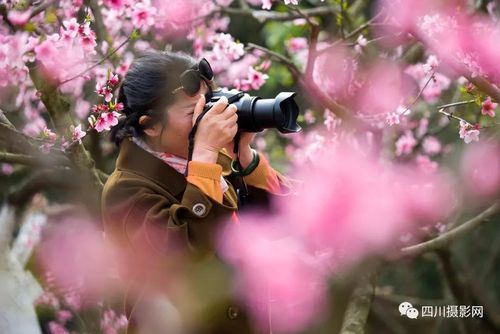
[395,131,417,156]
[459,120,480,144]
[7,9,32,26]
[481,96,497,117]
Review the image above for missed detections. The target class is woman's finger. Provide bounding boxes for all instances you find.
[192,94,206,126]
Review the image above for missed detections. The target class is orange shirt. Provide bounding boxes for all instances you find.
[186,152,288,204]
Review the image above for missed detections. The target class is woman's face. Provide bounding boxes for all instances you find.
[153,82,209,159]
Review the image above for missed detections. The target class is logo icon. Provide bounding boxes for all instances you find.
[399,302,419,319]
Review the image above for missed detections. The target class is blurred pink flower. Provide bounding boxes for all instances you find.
[415,154,438,174]
[103,0,126,10]
[286,37,308,53]
[460,142,500,199]
[218,219,327,333]
[481,96,497,117]
[36,217,123,304]
[7,9,32,26]
[153,0,198,35]
[354,61,414,117]
[48,321,70,334]
[395,131,417,156]
[56,310,73,325]
[35,291,60,309]
[219,138,455,332]
[131,0,156,28]
[1,163,13,175]
[101,309,128,334]
[261,0,272,10]
[312,45,355,100]
[422,136,442,156]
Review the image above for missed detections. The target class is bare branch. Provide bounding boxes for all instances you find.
[339,273,375,334]
[0,152,70,167]
[401,201,500,256]
[219,5,338,23]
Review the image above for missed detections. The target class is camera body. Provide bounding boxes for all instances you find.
[203,88,302,133]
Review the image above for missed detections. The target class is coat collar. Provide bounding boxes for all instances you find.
[116,137,233,197]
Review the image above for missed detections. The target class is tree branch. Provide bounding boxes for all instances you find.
[27,62,104,193]
[219,5,338,23]
[339,273,375,334]
[0,152,69,167]
[401,201,500,256]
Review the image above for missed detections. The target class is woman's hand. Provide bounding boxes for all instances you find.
[191,95,238,164]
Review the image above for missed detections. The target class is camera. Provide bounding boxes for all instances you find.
[203,88,302,134]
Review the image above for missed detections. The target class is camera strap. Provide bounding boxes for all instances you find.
[232,132,249,207]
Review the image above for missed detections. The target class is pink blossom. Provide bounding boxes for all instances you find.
[132,0,156,28]
[48,321,70,334]
[101,309,129,334]
[7,9,32,26]
[386,112,400,126]
[395,131,417,156]
[219,138,455,332]
[63,291,82,312]
[56,310,73,325]
[422,136,441,155]
[108,73,119,86]
[62,18,79,38]
[303,109,316,124]
[96,82,113,102]
[152,0,199,36]
[36,215,126,306]
[415,154,438,174]
[354,61,413,117]
[460,142,500,199]
[481,96,497,117]
[35,291,60,309]
[354,34,368,53]
[261,0,273,10]
[1,163,13,175]
[103,0,125,10]
[323,109,335,130]
[459,120,480,144]
[71,124,87,143]
[218,220,327,333]
[235,67,269,91]
[286,37,308,52]
[312,45,355,100]
[74,98,91,119]
[94,111,120,132]
[34,33,92,84]
[43,128,57,142]
[423,55,439,74]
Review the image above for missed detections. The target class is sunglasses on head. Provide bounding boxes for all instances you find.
[171,58,214,96]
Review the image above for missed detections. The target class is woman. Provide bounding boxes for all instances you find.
[101,51,292,333]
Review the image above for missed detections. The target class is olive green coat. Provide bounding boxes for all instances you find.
[101,137,285,333]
